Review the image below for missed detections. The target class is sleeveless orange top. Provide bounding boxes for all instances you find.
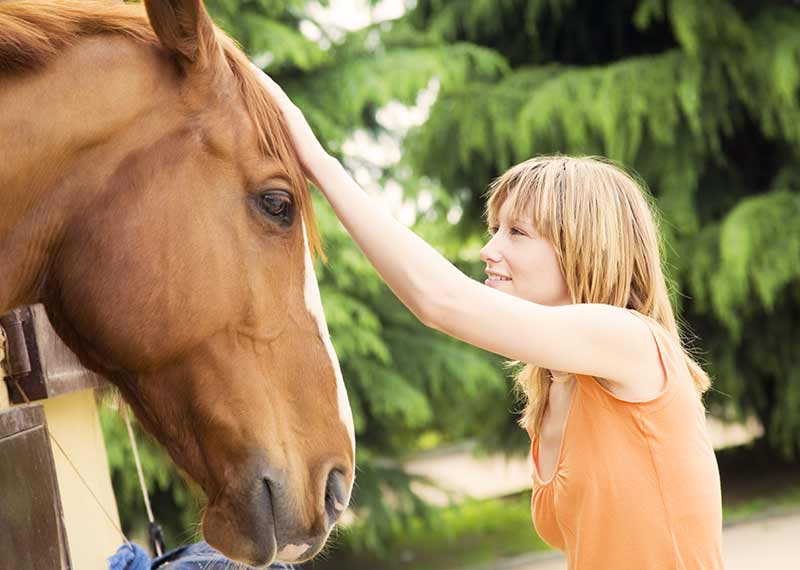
[528,309,724,569]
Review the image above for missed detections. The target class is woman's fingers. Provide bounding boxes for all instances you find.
[251,63,296,112]
[251,63,331,177]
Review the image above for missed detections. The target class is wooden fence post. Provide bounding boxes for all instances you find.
[1,305,122,570]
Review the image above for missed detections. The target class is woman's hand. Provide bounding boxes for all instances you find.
[253,65,333,185]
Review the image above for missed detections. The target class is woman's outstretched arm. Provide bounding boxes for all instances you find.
[304,152,475,327]
[256,68,659,389]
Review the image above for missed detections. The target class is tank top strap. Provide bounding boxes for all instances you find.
[574,308,686,414]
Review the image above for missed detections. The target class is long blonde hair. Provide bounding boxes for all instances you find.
[484,155,711,435]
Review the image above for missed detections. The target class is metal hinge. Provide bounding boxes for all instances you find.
[0,323,8,408]
[0,322,8,381]
[1,309,32,378]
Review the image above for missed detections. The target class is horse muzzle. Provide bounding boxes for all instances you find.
[202,477,278,567]
[201,464,352,566]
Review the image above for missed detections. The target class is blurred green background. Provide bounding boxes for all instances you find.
[104,0,800,567]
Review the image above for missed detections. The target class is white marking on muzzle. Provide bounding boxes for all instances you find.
[277,543,310,561]
[301,221,356,455]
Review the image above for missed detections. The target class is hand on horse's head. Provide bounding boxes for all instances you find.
[253,66,334,188]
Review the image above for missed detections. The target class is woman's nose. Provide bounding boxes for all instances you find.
[480,235,502,264]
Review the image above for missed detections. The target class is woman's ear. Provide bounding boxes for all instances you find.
[144,0,223,72]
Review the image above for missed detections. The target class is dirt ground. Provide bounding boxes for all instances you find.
[490,510,800,570]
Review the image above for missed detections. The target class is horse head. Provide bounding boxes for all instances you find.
[0,0,354,564]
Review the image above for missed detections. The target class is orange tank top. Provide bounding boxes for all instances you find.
[528,309,724,569]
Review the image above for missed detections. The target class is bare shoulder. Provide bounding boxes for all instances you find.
[528,303,667,398]
[598,308,668,401]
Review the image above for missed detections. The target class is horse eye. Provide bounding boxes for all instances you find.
[258,190,294,225]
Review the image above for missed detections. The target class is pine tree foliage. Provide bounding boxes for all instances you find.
[208,0,329,70]
[394,0,800,457]
[286,43,507,149]
[692,191,800,337]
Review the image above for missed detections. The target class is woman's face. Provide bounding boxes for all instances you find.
[480,198,571,306]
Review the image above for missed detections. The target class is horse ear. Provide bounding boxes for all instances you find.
[144,0,221,70]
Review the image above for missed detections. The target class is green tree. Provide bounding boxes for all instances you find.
[393,0,800,458]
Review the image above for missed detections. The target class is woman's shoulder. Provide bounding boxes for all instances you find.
[576,308,686,410]
[624,308,682,354]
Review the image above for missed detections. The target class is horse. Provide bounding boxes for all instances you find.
[0,0,355,566]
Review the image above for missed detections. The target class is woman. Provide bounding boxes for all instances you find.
[257,71,724,569]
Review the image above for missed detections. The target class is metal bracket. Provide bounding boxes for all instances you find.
[0,322,7,379]
[0,305,106,403]
[3,308,32,377]
[0,326,8,409]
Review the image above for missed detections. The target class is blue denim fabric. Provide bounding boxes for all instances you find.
[151,542,296,570]
[108,543,150,570]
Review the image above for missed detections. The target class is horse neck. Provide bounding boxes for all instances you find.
[0,36,178,312]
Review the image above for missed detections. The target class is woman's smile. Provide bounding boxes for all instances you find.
[485,270,512,287]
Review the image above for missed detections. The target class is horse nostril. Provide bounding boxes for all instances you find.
[262,477,276,525]
[324,469,347,527]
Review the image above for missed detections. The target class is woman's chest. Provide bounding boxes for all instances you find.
[536,380,577,482]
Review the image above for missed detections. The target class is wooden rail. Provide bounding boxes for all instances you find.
[1,304,120,570]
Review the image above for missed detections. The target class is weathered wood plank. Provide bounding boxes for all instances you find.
[0,404,72,570]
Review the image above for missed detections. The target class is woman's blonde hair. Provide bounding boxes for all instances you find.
[484,155,711,435]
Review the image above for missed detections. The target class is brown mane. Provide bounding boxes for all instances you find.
[0,0,322,256]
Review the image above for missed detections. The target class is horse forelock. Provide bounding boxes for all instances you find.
[0,0,322,259]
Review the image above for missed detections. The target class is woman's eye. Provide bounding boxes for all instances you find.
[511,227,524,236]
[258,191,294,226]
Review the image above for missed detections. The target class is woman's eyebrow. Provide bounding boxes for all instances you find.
[509,218,534,229]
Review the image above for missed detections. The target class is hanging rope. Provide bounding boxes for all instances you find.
[123,405,165,557]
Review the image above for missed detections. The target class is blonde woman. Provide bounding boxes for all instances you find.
[257,71,724,569]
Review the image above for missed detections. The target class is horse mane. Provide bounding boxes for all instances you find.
[0,1,156,74]
[0,0,322,257]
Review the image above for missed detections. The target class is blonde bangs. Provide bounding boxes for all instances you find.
[486,158,565,247]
